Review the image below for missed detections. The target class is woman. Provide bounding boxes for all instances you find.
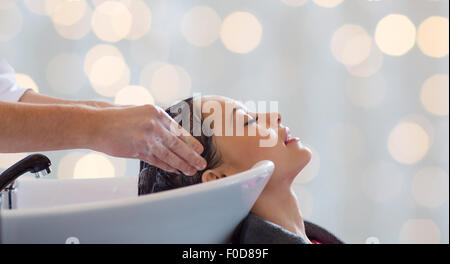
[139,95,343,244]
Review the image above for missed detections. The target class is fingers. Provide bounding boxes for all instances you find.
[141,154,178,174]
[152,141,199,176]
[160,111,204,155]
[162,125,207,171]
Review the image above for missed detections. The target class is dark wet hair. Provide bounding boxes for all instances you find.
[138,97,223,195]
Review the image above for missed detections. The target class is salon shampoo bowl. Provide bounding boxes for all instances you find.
[0,160,274,244]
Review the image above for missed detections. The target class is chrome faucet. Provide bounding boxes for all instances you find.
[0,154,51,210]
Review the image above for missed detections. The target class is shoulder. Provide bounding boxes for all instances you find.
[232,214,344,244]
[232,213,307,244]
[304,220,344,244]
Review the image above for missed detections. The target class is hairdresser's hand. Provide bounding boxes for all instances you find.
[92,104,207,175]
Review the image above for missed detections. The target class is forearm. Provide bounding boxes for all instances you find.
[19,89,115,108]
[0,101,102,153]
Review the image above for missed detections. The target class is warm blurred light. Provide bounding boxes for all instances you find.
[412,167,449,208]
[417,16,449,58]
[47,0,87,26]
[121,0,152,40]
[294,144,320,184]
[89,55,130,97]
[24,0,47,15]
[91,1,132,42]
[313,0,344,8]
[331,24,372,66]
[361,160,405,203]
[46,53,85,95]
[53,4,92,40]
[0,153,28,169]
[345,74,387,109]
[421,74,449,116]
[292,185,314,218]
[139,61,168,87]
[84,44,130,97]
[0,2,23,42]
[220,12,263,54]
[326,123,365,163]
[375,14,416,56]
[149,64,191,105]
[114,85,155,106]
[182,6,221,47]
[280,0,308,7]
[84,44,123,75]
[57,151,84,179]
[399,219,440,244]
[108,156,127,178]
[346,40,384,77]
[15,73,39,92]
[90,56,126,87]
[74,153,115,179]
[388,122,429,164]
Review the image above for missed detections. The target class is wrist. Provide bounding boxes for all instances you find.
[83,107,108,151]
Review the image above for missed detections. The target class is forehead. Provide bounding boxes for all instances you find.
[201,96,246,111]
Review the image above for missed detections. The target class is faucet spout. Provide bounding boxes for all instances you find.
[0,154,51,192]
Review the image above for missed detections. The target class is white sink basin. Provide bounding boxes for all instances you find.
[0,160,274,244]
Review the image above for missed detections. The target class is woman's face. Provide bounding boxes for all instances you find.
[199,96,312,191]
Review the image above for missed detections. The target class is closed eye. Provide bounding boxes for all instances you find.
[245,115,258,126]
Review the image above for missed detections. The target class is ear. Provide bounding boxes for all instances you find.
[201,169,226,183]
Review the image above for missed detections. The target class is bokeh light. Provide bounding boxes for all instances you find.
[24,0,47,15]
[294,144,320,184]
[220,12,263,54]
[46,53,85,95]
[331,24,372,66]
[57,151,84,179]
[375,14,416,56]
[361,160,405,203]
[0,2,23,42]
[417,16,449,58]
[345,74,387,109]
[421,74,449,116]
[313,0,344,8]
[84,44,130,97]
[412,167,449,208]
[114,85,155,106]
[121,0,152,40]
[53,4,92,40]
[47,0,87,26]
[388,122,430,164]
[74,153,115,179]
[280,0,308,7]
[346,39,384,77]
[182,6,222,47]
[399,219,440,244]
[143,63,191,105]
[91,1,132,42]
[15,73,39,92]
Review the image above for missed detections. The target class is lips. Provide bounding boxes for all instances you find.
[284,126,300,145]
[284,127,291,144]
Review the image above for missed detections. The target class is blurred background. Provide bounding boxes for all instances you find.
[0,0,448,243]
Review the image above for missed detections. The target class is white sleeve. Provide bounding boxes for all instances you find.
[0,58,30,102]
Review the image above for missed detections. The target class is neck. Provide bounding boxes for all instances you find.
[252,183,311,243]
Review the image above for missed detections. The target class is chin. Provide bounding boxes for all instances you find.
[286,146,312,181]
